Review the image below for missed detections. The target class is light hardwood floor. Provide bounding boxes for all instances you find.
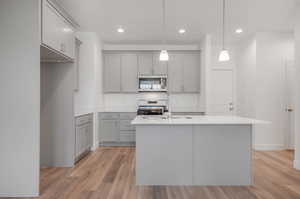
[12,147,300,199]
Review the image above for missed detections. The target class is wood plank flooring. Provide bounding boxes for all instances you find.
[11,147,300,199]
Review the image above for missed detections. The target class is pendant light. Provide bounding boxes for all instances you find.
[219,0,230,62]
[159,0,169,61]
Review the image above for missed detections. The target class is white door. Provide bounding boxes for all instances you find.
[209,68,234,115]
[285,60,295,149]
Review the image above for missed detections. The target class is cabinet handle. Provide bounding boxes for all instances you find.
[60,43,66,52]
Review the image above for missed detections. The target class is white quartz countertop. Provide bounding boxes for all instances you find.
[131,115,268,125]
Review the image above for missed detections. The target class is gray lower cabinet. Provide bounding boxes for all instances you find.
[99,112,136,146]
[75,113,93,162]
[100,120,120,142]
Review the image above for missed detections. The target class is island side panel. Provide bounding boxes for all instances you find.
[193,125,252,185]
[136,125,193,185]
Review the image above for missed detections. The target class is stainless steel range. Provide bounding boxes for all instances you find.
[137,99,168,115]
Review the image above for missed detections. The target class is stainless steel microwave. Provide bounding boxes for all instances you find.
[138,75,167,92]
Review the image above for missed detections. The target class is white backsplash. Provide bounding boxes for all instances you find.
[102,93,205,113]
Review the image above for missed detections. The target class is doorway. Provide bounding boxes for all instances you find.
[285,59,295,149]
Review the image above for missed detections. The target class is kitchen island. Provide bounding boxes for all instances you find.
[131,115,265,186]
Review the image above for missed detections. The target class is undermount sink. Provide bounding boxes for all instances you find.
[171,116,193,119]
[141,116,193,120]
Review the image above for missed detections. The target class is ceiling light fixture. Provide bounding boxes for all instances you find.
[159,0,169,61]
[117,27,125,33]
[218,0,230,62]
[235,28,243,34]
[179,29,186,34]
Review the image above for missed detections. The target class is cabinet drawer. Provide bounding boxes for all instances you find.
[100,113,120,120]
[120,113,136,120]
[120,120,135,131]
[120,131,135,142]
[76,115,91,126]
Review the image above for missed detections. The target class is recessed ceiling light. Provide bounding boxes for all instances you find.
[117,27,125,33]
[179,29,186,34]
[63,28,72,33]
[235,28,243,34]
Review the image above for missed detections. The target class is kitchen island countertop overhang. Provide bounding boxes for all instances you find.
[132,115,268,125]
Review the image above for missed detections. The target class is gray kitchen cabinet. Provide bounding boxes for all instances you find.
[99,112,136,146]
[42,0,75,60]
[99,119,120,142]
[168,52,200,93]
[168,53,184,93]
[121,54,138,92]
[153,53,168,75]
[104,54,121,92]
[75,114,93,162]
[183,53,200,92]
[75,124,87,158]
[138,53,153,75]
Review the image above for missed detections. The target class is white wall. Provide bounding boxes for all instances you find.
[294,2,300,170]
[236,32,294,150]
[0,0,40,196]
[75,32,103,149]
[75,32,102,115]
[236,36,257,118]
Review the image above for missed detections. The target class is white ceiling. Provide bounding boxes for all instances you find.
[57,0,296,45]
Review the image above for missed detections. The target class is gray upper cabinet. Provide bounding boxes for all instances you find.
[153,53,168,75]
[121,54,138,92]
[100,120,120,142]
[138,53,153,75]
[168,52,200,93]
[169,53,184,93]
[104,54,121,92]
[103,51,200,93]
[42,0,75,60]
[183,53,200,93]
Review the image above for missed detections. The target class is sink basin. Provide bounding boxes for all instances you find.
[171,116,193,119]
[141,116,193,120]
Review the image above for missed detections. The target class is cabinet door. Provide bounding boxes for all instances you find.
[76,125,85,157]
[99,120,120,142]
[42,1,61,52]
[61,20,75,59]
[168,53,184,93]
[138,53,153,75]
[104,54,121,92]
[183,53,200,93]
[87,122,93,148]
[121,54,138,92]
[153,53,168,75]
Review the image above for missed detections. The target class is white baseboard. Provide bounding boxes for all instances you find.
[294,160,300,170]
[254,144,285,151]
[0,193,39,197]
[91,145,98,151]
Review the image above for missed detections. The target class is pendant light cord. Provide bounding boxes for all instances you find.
[162,0,166,47]
[222,0,225,50]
